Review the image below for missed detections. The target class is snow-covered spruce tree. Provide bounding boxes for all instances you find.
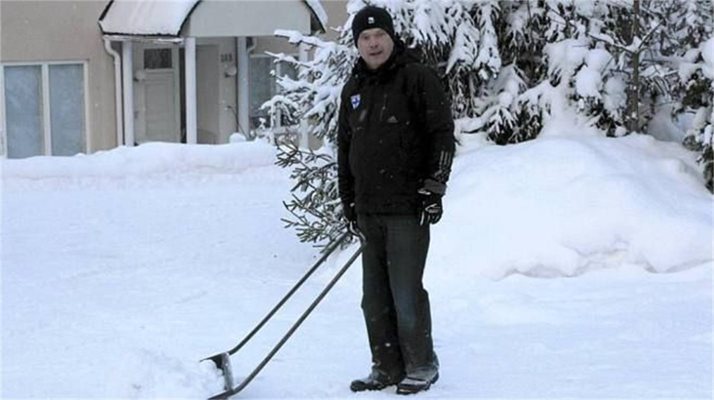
[473,0,623,142]
[484,0,619,143]
[494,0,593,142]
[666,1,714,192]
[508,0,713,186]
[517,0,633,137]
[682,36,714,192]
[268,33,356,246]
[530,0,712,143]
[485,1,545,144]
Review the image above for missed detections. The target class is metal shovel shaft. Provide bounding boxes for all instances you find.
[203,231,350,369]
[207,238,365,399]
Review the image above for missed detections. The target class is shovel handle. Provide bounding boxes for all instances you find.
[203,231,350,364]
[207,238,365,399]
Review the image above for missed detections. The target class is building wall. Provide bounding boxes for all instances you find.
[252,0,348,54]
[185,0,311,38]
[320,0,349,42]
[0,0,352,154]
[196,37,239,144]
[0,0,118,152]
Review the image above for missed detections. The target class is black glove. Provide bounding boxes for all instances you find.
[342,202,360,236]
[418,178,446,225]
[419,192,443,225]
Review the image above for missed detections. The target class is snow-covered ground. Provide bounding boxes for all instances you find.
[2,134,712,399]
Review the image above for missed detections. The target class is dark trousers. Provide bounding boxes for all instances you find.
[356,213,438,380]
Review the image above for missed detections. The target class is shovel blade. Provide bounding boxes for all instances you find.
[203,352,235,392]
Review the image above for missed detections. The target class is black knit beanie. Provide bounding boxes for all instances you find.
[351,6,395,46]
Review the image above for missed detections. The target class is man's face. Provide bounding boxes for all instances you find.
[357,27,394,70]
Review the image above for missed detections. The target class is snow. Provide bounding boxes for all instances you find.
[2,135,712,399]
[99,0,198,36]
[603,75,627,116]
[649,104,690,143]
[3,141,276,182]
[575,49,612,98]
[545,39,589,84]
[446,22,480,74]
[701,37,714,79]
[447,133,711,278]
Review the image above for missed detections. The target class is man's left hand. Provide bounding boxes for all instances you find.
[419,191,443,225]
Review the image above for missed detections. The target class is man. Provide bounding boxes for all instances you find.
[337,5,456,395]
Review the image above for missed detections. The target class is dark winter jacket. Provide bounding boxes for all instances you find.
[337,43,455,215]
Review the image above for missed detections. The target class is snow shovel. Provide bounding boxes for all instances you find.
[202,230,366,399]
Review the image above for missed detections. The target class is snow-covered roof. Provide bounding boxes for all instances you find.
[304,0,328,32]
[98,0,326,38]
[99,0,200,37]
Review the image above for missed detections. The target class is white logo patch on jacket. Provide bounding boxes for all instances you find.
[351,94,361,109]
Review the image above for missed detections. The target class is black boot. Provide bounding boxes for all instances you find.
[350,371,401,392]
[396,372,439,395]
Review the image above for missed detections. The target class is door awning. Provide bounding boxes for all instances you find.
[99,0,199,37]
[98,0,326,38]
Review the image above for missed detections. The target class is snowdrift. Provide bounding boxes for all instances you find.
[3,134,711,280]
[436,133,712,279]
[2,141,277,181]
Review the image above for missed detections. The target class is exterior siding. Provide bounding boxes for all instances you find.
[184,0,311,38]
[319,0,349,42]
[1,0,118,152]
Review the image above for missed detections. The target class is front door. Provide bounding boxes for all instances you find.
[133,44,181,143]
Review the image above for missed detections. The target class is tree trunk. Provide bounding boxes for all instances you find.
[626,0,641,133]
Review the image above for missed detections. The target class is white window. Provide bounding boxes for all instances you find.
[249,55,298,130]
[2,62,87,158]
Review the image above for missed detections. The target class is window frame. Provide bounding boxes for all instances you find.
[0,60,90,158]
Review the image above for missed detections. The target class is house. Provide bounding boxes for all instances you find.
[0,0,348,159]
